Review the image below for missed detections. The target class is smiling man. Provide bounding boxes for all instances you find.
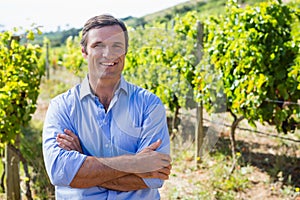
[42,14,171,199]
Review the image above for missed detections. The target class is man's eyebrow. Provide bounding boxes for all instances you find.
[91,41,104,47]
[92,41,124,46]
[113,41,125,46]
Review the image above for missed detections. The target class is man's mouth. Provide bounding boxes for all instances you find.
[100,62,117,67]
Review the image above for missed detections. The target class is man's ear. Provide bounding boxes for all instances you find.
[81,47,87,58]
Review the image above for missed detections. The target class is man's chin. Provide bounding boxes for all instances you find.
[96,73,120,80]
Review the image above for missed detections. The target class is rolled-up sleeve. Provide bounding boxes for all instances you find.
[42,97,87,186]
[138,98,171,189]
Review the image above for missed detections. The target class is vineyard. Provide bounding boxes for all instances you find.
[0,0,300,199]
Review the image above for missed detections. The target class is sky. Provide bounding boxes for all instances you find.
[0,0,189,32]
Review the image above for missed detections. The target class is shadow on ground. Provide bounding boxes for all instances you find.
[214,137,300,187]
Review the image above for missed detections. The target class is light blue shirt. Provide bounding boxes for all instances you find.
[42,75,170,200]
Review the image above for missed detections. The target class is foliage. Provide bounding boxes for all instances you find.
[33,27,81,47]
[21,122,54,198]
[0,29,44,146]
[142,0,267,28]
[62,32,87,79]
[22,0,268,47]
[166,126,300,199]
[168,136,253,200]
[288,0,300,91]
[39,79,72,101]
[199,0,300,133]
[124,21,197,112]
[0,0,297,199]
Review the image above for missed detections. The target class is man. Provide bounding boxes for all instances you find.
[42,14,171,199]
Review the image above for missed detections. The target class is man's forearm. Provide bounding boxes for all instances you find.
[70,156,130,188]
[69,140,171,188]
[100,174,148,191]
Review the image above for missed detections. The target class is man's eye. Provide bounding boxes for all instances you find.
[113,45,124,51]
[96,44,106,48]
[113,46,122,50]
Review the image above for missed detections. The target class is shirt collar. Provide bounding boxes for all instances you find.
[80,75,128,100]
[117,75,128,95]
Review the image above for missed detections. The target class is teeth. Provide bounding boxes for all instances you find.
[101,62,115,66]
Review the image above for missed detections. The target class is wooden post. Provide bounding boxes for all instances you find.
[46,42,50,79]
[195,102,204,165]
[5,143,20,200]
[195,21,204,166]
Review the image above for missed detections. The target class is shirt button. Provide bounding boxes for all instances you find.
[105,144,109,148]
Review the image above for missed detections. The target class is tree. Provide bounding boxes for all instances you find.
[62,32,87,80]
[198,0,300,170]
[124,20,197,135]
[0,28,44,199]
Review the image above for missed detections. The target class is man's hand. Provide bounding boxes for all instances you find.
[56,129,83,153]
[135,139,172,180]
[99,139,171,174]
[58,129,172,181]
[136,164,172,180]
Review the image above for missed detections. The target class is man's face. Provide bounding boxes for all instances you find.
[83,25,126,81]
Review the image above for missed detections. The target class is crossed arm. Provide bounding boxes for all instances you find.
[56,129,172,191]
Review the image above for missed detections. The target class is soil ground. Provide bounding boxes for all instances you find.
[159,109,300,200]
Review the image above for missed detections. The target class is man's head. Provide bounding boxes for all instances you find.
[81,14,128,83]
[80,14,128,54]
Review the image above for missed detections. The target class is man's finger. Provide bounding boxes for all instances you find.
[64,129,76,138]
[158,166,171,176]
[64,129,79,143]
[63,129,83,153]
[146,139,161,151]
[57,133,73,144]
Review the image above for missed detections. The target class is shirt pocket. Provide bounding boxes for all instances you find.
[110,123,142,154]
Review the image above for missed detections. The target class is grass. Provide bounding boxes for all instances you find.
[159,114,300,199]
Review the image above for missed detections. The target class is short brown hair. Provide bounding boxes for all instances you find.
[80,14,128,54]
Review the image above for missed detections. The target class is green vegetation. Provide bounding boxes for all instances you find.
[162,126,300,199]
[21,121,54,199]
[197,0,300,168]
[0,0,299,199]
[0,29,44,144]
[33,27,81,47]
[0,28,45,199]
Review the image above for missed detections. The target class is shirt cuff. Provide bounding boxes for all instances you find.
[142,178,164,189]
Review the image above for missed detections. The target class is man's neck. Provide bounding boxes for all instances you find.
[90,76,121,110]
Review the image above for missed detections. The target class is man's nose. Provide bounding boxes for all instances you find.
[102,46,116,59]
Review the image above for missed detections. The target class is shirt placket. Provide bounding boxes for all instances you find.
[94,97,112,157]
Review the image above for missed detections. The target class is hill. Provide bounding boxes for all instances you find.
[34,0,271,46]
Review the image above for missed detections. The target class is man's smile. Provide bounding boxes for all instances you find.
[100,61,118,67]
